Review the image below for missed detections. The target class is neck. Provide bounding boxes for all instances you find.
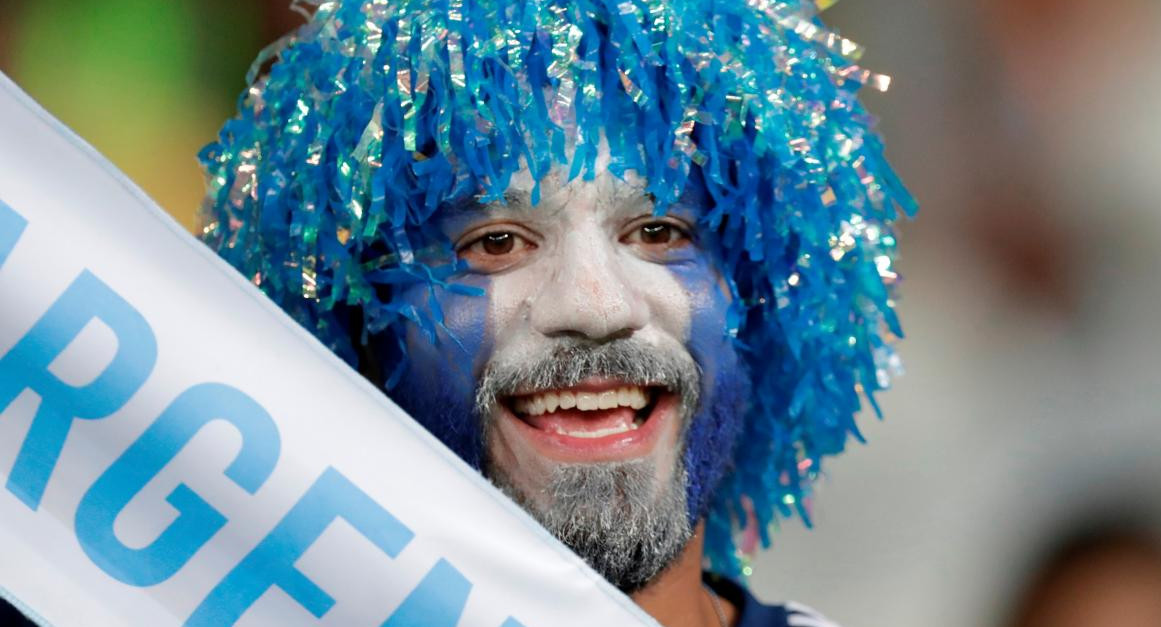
[630,523,737,627]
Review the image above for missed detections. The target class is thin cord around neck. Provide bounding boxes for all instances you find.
[702,584,728,627]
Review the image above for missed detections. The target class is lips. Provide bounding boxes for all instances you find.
[499,380,676,462]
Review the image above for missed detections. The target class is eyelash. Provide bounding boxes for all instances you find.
[463,231,533,256]
[455,225,538,255]
[620,218,693,247]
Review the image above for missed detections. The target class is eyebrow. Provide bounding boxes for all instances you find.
[494,190,534,211]
[440,189,534,219]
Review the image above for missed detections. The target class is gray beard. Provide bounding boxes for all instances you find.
[475,336,700,593]
[487,456,693,593]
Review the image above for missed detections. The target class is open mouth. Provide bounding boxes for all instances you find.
[492,379,680,463]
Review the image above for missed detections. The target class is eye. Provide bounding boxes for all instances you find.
[622,219,693,255]
[638,223,680,245]
[457,228,537,273]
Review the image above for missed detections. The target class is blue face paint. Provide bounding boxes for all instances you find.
[666,253,748,523]
[387,265,493,469]
[655,171,749,523]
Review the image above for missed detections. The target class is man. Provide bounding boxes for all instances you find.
[201,0,915,624]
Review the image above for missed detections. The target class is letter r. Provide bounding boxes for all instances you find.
[0,270,157,509]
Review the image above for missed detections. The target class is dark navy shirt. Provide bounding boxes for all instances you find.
[0,595,34,626]
[705,573,840,627]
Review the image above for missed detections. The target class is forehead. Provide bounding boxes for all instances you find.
[437,162,711,234]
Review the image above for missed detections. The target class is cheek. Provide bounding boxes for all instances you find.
[643,260,694,338]
[668,259,746,519]
[668,261,736,382]
[387,276,494,465]
[406,276,492,391]
[484,267,537,348]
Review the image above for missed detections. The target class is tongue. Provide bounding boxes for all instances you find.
[523,407,637,434]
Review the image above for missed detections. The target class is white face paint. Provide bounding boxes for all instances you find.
[462,154,696,507]
[491,173,690,346]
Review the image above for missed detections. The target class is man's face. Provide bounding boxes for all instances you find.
[390,152,746,591]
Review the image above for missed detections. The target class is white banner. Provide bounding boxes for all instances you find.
[0,72,654,627]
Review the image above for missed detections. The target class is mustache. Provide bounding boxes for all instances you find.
[474,337,701,418]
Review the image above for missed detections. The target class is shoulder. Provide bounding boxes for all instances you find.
[782,601,843,627]
[703,572,842,627]
[739,597,842,627]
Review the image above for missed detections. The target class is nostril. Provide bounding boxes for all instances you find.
[602,328,635,341]
[542,327,634,342]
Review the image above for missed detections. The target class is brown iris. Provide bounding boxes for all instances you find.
[639,223,677,245]
[481,232,516,255]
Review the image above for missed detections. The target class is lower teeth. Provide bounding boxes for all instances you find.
[554,422,638,438]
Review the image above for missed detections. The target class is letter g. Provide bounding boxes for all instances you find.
[75,383,280,586]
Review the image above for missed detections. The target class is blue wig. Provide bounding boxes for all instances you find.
[200,0,916,577]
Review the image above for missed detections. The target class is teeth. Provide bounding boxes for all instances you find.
[576,392,599,411]
[557,420,634,438]
[629,387,647,410]
[514,386,653,416]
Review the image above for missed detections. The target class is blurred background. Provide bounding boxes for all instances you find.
[2,0,1160,625]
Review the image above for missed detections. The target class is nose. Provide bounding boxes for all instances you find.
[530,230,648,341]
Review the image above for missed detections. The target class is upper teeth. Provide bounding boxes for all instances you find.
[515,386,649,416]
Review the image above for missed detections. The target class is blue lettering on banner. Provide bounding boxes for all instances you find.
[186,467,416,626]
[0,198,27,268]
[0,199,528,627]
[0,270,158,510]
[381,558,471,627]
[75,383,281,586]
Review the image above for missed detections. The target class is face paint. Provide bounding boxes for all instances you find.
[390,272,492,468]
[388,149,745,534]
[668,248,748,522]
[649,170,749,522]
